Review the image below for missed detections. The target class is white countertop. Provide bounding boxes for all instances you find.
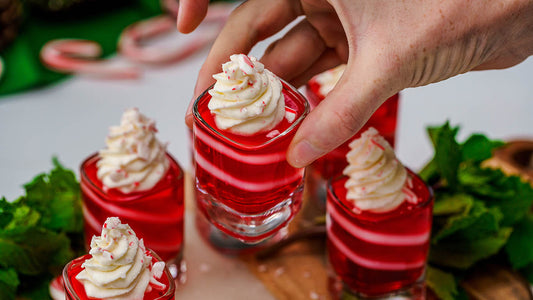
[1,17,532,299]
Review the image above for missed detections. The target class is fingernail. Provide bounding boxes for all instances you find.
[288,140,323,168]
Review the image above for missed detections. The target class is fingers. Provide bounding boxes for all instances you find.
[286,61,396,168]
[177,0,209,33]
[260,19,327,83]
[185,0,303,128]
[194,0,302,97]
[288,49,344,88]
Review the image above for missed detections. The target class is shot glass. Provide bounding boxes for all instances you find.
[305,81,400,208]
[326,169,433,299]
[80,153,184,273]
[62,250,175,300]
[193,80,309,248]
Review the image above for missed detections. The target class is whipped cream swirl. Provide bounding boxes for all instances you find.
[97,108,169,193]
[314,64,345,97]
[76,217,165,300]
[343,128,407,213]
[208,54,285,135]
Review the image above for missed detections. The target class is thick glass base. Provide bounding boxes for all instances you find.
[195,207,288,255]
[328,272,426,300]
[195,178,303,244]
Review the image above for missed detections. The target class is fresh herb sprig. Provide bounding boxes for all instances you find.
[0,158,84,300]
[421,122,533,300]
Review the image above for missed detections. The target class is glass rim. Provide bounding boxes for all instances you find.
[62,249,176,300]
[192,80,310,150]
[80,152,184,203]
[327,167,434,219]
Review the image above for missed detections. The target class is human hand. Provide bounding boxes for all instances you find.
[179,0,533,167]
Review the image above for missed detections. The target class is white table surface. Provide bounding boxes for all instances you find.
[1,14,533,299]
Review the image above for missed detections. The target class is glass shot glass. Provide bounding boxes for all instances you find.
[192,80,309,250]
[304,80,400,208]
[80,153,184,275]
[62,250,175,300]
[326,169,433,299]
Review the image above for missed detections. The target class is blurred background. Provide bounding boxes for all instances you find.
[0,0,532,299]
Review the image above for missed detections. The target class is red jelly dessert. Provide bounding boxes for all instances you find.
[327,171,433,297]
[63,253,174,300]
[306,65,400,179]
[62,217,175,300]
[193,54,309,244]
[80,108,184,268]
[326,128,433,299]
[81,153,184,263]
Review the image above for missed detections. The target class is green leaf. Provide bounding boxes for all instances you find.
[432,200,502,243]
[460,165,533,226]
[433,193,474,216]
[21,158,82,233]
[0,198,15,229]
[461,134,504,163]
[505,213,533,269]
[426,266,458,300]
[0,268,19,300]
[429,227,512,269]
[0,227,73,275]
[429,122,461,188]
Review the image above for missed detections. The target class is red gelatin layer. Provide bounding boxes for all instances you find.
[326,170,433,296]
[305,82,400,179]
[80,153,184,263]
[193,81,308,215]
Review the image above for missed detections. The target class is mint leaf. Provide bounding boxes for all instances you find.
[461,134,504,163]
[426,266,457,300]
[0,198,15,229]
[460,164,533,226]
[432,200,502,243]
[429,227,512,269]
[428,122,461,188]
[433,193,474,216]
[505,213,533,269]
[21,159,82,233]
[0,227,72,275]
[0,268,19,300]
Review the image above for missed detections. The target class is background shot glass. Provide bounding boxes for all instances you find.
[326,169,433,299]
[80,153,185,276]
[305,79,400,209]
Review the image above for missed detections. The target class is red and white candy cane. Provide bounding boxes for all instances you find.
[40,39,141,79]
[119,2,232,65]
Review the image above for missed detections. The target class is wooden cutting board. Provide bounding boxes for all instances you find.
[239,141,533,300]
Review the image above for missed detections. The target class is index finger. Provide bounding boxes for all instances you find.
[193,0,304,97]
[185,0,303,128]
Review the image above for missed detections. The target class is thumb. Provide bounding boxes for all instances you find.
[286,63,397,168]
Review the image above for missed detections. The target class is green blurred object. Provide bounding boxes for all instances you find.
[0,0,162,96]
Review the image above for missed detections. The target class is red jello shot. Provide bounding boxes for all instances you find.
[193,80,309,246]
[63,250,175,300]
[326,170,433,299]
[305,78,400,180]
[80,153,184,272]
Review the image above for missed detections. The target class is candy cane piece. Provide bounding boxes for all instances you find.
[120,3,233,65]
[119,15,216,64]
[49,275,65,300]
[40,39,140,79]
